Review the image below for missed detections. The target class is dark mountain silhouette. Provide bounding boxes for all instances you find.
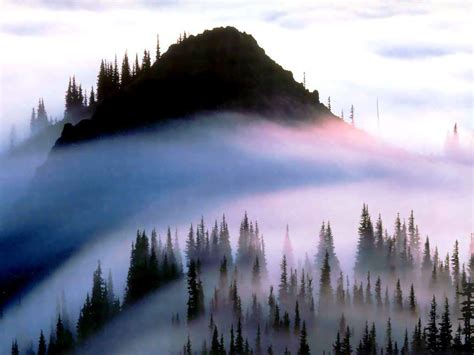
[56,26,334,147]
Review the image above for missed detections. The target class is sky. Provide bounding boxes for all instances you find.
[0,0,472,151]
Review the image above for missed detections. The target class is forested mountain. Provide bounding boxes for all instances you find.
[55,26,334,147]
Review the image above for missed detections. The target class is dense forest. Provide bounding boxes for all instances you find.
[9,207,474,354]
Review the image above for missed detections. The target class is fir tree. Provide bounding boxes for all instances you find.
[375,276,383,310]
[319,251,333,310]
[121,51,132,87]
[422,237,433,273]
[278,255,289,305]
[11,340,19,355]
[38,330,47,355]
[354,204,375,277]
[394,279,403,311]
[426,295,439,353]
[187,259,202,321]
[297,321,311,355]
[408,284,417,315]
[438,297,452,352]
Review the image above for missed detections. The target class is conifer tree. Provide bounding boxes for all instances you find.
[426,295,439,353]
[38,330,47,355]
[438,297,452,352]
[452,240,460,286]
[156,34,161,61]
[386,318,394,355]
[375,276,383,310]
[365,272,372,306]
[278,255,289,305]
[394,279,403,311]
[283,225,295,269]
[408,284,417,315]
[187,259,201,321]
[252,256,261,291]
[422,236,433,273]
[255,324,262,355]
[342,326,353,354]
[354,204,375,277]
[297,321,310,355]
[336,272,345,306]
[11,340,19,355]
[319,251,333,310]
[411,318,424,353]
[333,332,342,355]
[121,51,132,88]
[219,215,233,265]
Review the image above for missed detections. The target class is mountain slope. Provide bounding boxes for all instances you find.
[56,26,334,146]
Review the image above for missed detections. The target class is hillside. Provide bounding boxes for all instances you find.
[56,26,334,146]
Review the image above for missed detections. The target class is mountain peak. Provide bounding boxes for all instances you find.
[56,26,333,146]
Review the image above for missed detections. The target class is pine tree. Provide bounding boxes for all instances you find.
[156,34,161,61]
[255,324,262,355]
[121,51,132,88]
[187,259,201,321]
[319,251,333,310]
[297,321,310,355]
[336,272,345,306]
[283,225,295,269]
[426,295,439,353]
[252,256,261,291]
[327,96,331,111]
[350,105,355,126]
[38,330,47,355]
[386,318,394,355]
[11,340,19,355]
[452,240,460,286]
[394,279,403,311]
[333,332,343,355]
[365,272,372,306]
[342,326,353,354]
[354,204,375,277]
[235,318,244,354]
[278,255,289,305]
[375,276,383,310]
[422,236,432,273]
[411,318,424,353]
[438,297,452,352]
[408,210,420,263]
[408,284,417,315]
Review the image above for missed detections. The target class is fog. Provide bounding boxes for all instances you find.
[0,113,472,354]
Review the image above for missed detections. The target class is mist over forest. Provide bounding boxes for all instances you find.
[1,111,472,354]
[0,22,472,355]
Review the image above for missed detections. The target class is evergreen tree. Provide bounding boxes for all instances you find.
[278,255,289,305]
[386,318,394,355]
[255,324,262,355]
[11,340,19,355]
[422,236,433,273]
[121,51,132,87]
[426,295,439,353]
[438,297,452,352]
[187,259,202,321]
[354,204,375,277]
[394,279,403,311]
[375,276,383,310]
[452,240,460,286]
[342,326,353,354]
[297,321,310,355]
[333,332,343,355]
[319,251,333,310]
[38,330,47,355]
[156,34,161,61]
[252,256,261,291]
[408,284,417,315]
[411,318,424,354]
[283,225,295,269]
